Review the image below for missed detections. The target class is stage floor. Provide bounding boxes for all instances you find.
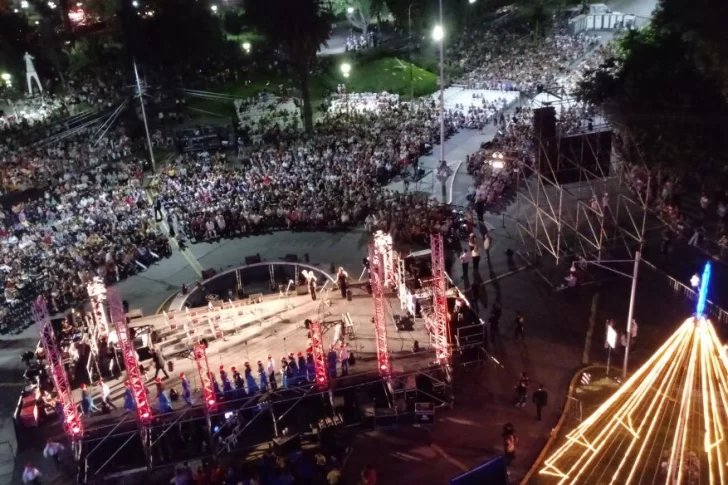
[79,286,435,430]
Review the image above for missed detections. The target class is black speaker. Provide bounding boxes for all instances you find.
[245,254,262,265]
[346,289,352,301]
[533,107,556,140]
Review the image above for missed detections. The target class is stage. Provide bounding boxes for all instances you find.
[82,285,437,430]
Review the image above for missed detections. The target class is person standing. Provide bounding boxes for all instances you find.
[460,248,471,280]
[98,379,117,409]
[471,241,481,273]
[336,267,348,299]
[483,233,491,260]
[43,439,64,470]
[22,463,42,484]
[305,271,318,301]
[514,312,526,341]
[630,318,638,346]
[503,429,517,466]
[339,343,350,376]
[533,384,548,421]
[515,372,529,407]
[80,384,100,415]
[180,372,193,406]
[152,349,169,380]
[267,355,277,391]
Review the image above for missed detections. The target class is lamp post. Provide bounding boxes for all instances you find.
[242,42,251,54]
[408,3,415,102]
[572,252,641,380]
[133,60,156,173]
[432,20,444,180]
[340,62,352,117]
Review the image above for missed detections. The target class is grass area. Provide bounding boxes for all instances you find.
[529,368,620,485]
[185,56,438,118]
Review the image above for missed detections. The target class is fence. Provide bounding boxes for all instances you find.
[0,440,15,485]
[642,259,728,327]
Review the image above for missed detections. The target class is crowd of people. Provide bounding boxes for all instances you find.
[450,30,600,92]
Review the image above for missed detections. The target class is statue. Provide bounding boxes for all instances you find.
[24,52,42,95]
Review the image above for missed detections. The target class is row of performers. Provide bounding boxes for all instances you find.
[114,346,354,413]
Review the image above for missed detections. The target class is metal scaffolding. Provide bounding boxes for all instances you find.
[309,321,328,387]
[430,233,450,362]
[107,287,152,468]
[369,243,391,377]
[374,231,396,288]
[32,297,84,445]
[515,130,652,282]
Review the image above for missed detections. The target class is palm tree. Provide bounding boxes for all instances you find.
[245,0,332,134]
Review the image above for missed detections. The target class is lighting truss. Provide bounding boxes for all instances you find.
[540,264,728,485]
[193,344,217,412]
[87,277,110,340]
[374,231,396,288]
[430,232,450,361]
[309,321,328,387]
[369,243,391,377]
[106,287,152,467]
[32,297,83,441]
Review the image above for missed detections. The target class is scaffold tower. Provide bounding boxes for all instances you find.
[430,233,451,361]
[32,297,84,445]
[369,243,391,377]
[309,321,328,387]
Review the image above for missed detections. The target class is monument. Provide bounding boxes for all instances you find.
[24,52,42,95]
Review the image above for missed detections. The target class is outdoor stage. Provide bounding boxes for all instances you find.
[86,286,437,424]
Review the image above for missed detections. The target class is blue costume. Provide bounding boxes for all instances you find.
[327,349,338,378]
[55,401,66,425]
[157,389,173,413]
[297,355,307,377]
[258,364,268,392]
[288,357,299,385]
[211,375,222,397]
[123,387,136,412]
[181,376,192,406]
[244,366,259,394]
[221,370,234,398]
[81,387,99,415]
[233,370,246,397]
[281,362,289,388]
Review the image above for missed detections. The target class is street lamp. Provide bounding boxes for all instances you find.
[469,0,477,3]
[340,63,352,116]
[242,42,251,53]
[1,73,11,88]
[211,4,218,13]
[132,0,138,7]
[20,1,29,8]
[571,251,641,380]
[340,62,351,78]
[433,18,445,202]
[347,7,354,14]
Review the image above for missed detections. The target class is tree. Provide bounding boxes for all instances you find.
[244,0,332,134]
[332,0,387,35]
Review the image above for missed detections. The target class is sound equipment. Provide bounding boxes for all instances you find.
[296,285,309,296]
[245,254,261,265]
[201,268,217,280]
[394,315,414,331]
[533,107,556,140]
[284,254,299,262]
[272,434,301,456]
[415,402,435,427]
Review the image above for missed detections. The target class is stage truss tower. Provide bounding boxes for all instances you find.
[309,321,328,387]
[369,243,391,377]
[430,233,451,362]
[32,297,84,448]
[106,287,152,467]
[374,231,396,288]
[514,129,654,283]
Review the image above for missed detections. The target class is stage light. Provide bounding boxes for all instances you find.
[21,1,29,8]
[696,263,711,317]
[208,399,215,406]
[0,73,10,82]
[242,42,251,53]
[340,62,352,79]
[132,0,138,6]
[71,426,80,433]
[380,364,388,371]
[690,273,700,288]
[347,7,354,14]
[141,412,149,418]
[211,4,218,12]
[432,25,444,42]
[491,160,505,170]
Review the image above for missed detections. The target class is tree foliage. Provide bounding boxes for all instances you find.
[244,0,332,133]
[332,0,388,34]
[577,0,728,175]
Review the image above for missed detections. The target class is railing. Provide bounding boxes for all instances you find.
[642,259,728,326]
[0,440,15,485]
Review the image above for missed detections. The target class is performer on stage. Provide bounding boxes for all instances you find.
[232,366,246,397]
[80,384,100,415]
[306,352,315,382]
[155,378,174,413]
[244,361,259,394]
[180,372,192,406]
[257,361,268,391]
[340,343,350,376]
[303,270,318,301]
[280,358,289,388]
[327,345,338,378]
[220,365,234,397]
[267,355,277,391]
[210,371,222,397]
[337,267,349,299]
[297,352,307,378]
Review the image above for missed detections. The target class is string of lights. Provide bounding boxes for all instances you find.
[540,263,728,485]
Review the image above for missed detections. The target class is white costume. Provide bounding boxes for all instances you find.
[24,52,43,95]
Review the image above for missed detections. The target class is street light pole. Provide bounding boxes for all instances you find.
[622,250,640,380]
[134,60,156,173]
[408,3,414,101]
[438,0,445,172]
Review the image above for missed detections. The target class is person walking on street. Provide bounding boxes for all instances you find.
[515,372,529,407]
[43,439,64,470]
[533,384,548,421]
[501,423,517,466]
[490,302,502,337]
[483,233,491,260]
[514,312,526,341]
[152,349,169,380]
[22,463,42,484]
[471,241,481,272]
[460,248,471,280]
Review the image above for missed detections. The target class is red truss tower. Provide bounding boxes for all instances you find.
[309,321,328,387]
[430,232,451,361]
[32,297,83,440]
[193,344,217,412]
[369,243,391,376]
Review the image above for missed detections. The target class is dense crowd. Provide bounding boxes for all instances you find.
[450,31,600,92]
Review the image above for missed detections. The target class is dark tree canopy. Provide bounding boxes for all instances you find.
[244,0,332,133]
[577,0,728,175]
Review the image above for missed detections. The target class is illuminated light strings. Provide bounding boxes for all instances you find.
[540,263,728,484]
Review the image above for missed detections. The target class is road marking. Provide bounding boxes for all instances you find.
[430,443,469,472]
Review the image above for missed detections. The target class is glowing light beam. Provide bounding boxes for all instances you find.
[696,262,711,317]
